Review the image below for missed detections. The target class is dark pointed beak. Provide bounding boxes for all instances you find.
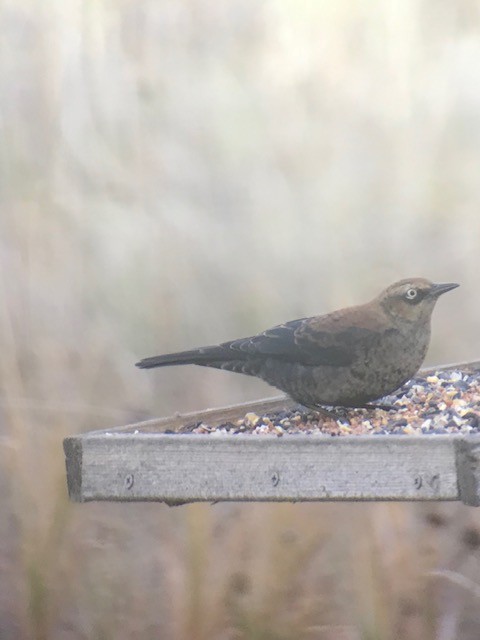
[430,282,459,297]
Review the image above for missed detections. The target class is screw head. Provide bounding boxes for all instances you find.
[271,471,280,487]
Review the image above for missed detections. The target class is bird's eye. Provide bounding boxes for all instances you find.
[405,288,418,300]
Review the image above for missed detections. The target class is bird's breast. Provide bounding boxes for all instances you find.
[256,321,432,407]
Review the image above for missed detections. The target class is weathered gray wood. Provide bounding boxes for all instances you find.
[455,438,480,506]
[64,433,466,504]
[95,394,295,435]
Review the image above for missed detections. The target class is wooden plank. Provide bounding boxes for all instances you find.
[455,438,480,507]
[95,395,294,435]
[64,433,463,504]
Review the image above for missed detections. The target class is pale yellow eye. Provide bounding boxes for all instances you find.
[405,288,418,300]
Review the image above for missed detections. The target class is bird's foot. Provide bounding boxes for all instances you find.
[359,403,398,412]
[298,401,398,422]
[298,403,351,421]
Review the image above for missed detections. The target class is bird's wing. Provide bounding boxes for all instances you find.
[225,312,381,367]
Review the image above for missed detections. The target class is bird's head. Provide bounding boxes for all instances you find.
[377,278,459,324]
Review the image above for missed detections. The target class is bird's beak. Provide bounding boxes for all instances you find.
[430,282,460,297]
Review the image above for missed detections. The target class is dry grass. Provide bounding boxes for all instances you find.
[2,0,480,638]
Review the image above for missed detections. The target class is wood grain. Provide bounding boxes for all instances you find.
[64,433,467,504]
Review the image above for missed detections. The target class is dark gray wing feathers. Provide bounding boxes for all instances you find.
[136,318,380,369]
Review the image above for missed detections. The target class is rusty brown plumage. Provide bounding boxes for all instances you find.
[136,278,459,411]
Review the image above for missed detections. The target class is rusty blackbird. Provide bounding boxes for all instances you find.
[136,278,459,411]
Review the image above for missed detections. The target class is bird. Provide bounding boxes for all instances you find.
[136,278,459,413]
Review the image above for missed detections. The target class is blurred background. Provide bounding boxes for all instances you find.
[1,0,480,638]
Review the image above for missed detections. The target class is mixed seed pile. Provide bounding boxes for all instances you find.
[179,367,480,436]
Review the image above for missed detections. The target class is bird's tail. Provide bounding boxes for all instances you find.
[135,344,236,369]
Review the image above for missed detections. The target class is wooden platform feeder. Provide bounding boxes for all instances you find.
[63,361,480,507]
